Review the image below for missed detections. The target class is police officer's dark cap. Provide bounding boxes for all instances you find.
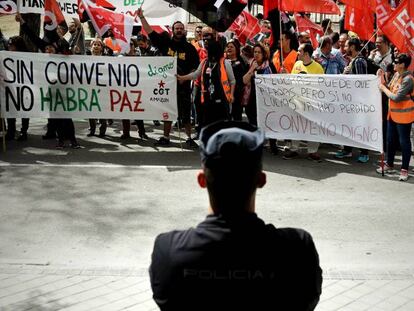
[199,121,265,168]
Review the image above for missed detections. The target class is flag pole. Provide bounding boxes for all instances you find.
[1,112,6,153]
[278,0,284,68]
[356,29,379,58]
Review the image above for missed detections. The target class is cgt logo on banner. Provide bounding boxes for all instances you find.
[255,74,383,152]
[0,52,178,121]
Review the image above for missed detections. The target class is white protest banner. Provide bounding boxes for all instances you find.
[256,74,383,152]
[18,0,79,18]
[0,51,178,121]
[103,0,188,25]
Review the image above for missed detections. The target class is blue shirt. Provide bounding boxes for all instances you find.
[315,50,346,74]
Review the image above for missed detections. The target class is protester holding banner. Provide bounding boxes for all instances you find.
[4,36,30,141]
[369,35,394,151]
[243,43,273,126]
[377,54,414,181]
[225,39,248,121]
[177,40,236,126]
[284,43,325,162]
[86,38,108,138]
[138,8,199,147]
[335,38,370,163]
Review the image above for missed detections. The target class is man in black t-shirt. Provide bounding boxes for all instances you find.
[149,121,322,311]
[138,9,199,147]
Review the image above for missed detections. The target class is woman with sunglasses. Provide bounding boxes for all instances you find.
[377,54,414,181]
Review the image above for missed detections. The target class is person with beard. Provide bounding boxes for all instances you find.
[138,8,200,147]
[177,39,236,127]
[68,18,85,55]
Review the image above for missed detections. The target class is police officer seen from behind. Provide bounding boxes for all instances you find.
[149,120,322,310]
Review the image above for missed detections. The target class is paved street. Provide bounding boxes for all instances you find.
[0,119,413,310]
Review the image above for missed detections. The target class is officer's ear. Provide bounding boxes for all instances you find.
[257,171,266,188]
[197,171,207,188]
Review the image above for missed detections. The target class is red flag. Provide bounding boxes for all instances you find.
[96,0,115,9]
[381,0,414,56]
[370,0,393,27]
[228,11,262,45]
[295,13,324,48]
[44,0,66,31]
[264,0,341,18]
[340,0,366,10]
[80,0,134,53]
[141,25,172,37]
[0,0,17,14]
[345,6,375,41]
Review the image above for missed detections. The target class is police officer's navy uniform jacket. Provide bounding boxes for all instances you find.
[150,212,322,311]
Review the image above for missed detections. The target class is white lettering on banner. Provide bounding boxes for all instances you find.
[44,11,57,31]
[394,9,414,47]
[255,74,383,152]
[214,0,225,9]
[376,5,389,25]
[349,9,355,27]
[0,51,178,121]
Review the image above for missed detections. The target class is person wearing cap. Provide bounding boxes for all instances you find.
[149,120,322,311]
[377,54,414,181]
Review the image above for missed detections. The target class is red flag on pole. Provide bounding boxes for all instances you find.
[295,13,324,48]
[370,0,393,27]
[264,0,341,18]
[44,0,66,31]
[380,0,414,56]
[344,6,375,41]
[228,11,262,45]
[80,0,134,53]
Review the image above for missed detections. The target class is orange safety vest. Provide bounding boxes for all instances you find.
[388,73,414,124]
[104,37,121,53]
[272,49,297,73]
[200,58,232,104]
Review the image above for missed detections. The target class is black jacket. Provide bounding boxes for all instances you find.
[150,213,322,311]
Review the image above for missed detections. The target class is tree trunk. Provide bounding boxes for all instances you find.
[19,14,41,52]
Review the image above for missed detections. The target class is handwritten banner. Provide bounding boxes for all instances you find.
[0,51,177,121]
[256,74,383,152]
[18,0,79,18]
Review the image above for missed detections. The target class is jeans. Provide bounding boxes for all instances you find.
[386,119,412,170]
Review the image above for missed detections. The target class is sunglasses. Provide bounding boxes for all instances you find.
[393,61,401,65]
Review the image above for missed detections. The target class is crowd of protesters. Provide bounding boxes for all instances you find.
[0,9,413,181]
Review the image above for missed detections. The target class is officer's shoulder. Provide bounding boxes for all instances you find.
[265,224,314,244]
